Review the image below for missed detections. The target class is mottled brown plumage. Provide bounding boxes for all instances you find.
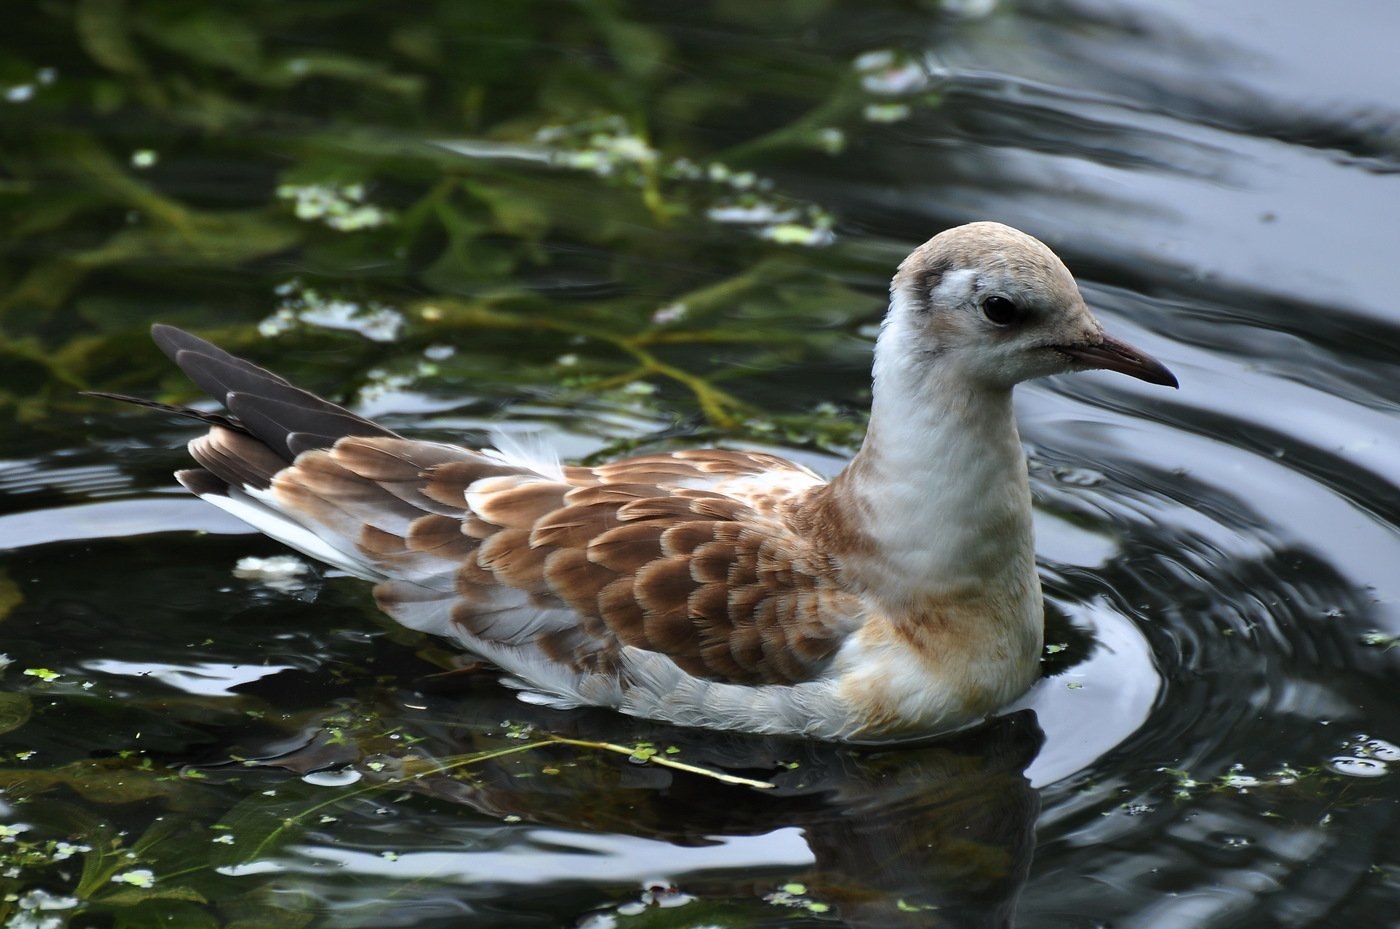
[292,436,859,686]
[114,222,1178,740]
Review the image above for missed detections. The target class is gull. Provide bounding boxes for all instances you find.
[111,222,1176,742]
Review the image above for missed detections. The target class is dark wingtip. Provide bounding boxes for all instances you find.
[144,321,399,461]
[150,322,183,358]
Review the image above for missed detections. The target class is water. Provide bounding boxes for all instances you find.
[2,1,1398,926]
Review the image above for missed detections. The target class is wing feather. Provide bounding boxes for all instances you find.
[139,326,864,694]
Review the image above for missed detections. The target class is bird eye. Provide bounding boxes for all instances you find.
[981,295,1021,326]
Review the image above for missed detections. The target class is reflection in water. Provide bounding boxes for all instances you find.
[234,692,1044,929]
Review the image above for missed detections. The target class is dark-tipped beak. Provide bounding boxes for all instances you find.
[1057,333,1179,388]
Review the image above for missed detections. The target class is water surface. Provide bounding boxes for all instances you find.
[2,1,1398,926]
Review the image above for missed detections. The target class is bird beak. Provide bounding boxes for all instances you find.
[1057,333,1179,388]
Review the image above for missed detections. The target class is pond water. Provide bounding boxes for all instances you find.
[2,1,1398,927]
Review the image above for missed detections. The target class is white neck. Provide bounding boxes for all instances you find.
[825,293,1038,609]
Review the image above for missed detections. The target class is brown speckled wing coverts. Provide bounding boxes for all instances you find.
[278,439,857,686]
[148,324,862,694]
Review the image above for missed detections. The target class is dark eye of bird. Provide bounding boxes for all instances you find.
[981,295,1021,326]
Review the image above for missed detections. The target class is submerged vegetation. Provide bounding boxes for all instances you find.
[6,2,1400,927]
[1,0,944,446]
[0,2,957,924]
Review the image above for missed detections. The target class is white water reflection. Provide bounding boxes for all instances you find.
[1014,597,1160,788]
[84,658,296,697]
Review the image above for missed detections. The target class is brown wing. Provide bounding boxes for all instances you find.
[137,325,856,690]
[306,438,860,686]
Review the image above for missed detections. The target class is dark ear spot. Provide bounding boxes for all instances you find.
[911,257,953,314]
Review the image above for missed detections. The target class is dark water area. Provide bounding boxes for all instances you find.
[2,1,1398,926]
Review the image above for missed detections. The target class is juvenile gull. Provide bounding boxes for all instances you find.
[118,222,1177,742]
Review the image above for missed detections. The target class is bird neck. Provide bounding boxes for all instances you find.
[797,348,1038,614]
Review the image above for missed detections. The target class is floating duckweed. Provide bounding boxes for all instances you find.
[1358,737,1400,762]
[650,303,688,325]
[1158,767,1201,799]
[817,127,845,153]
[1327,734,1400,777]
[358,368,417,405]
[707,203,800,225]
[761,223,835,246]
[1044,643,1068,655]
[111,869,156,888]
[863,102,912,123]
[276,182,392,231]
[21,669,58,682]
[853,50,928,95]
[211,834,235,845]
[502,721,533,740]
[765,883,831,915]
[1220,765,1261,791]
[1360,630,1400,650]
[12,888,79,913]
[612,880,696,920]
[130,149,157,168]
[263,282,405,342]
[552,126,657,176]
[1327,756,1388,778]
[50,841,89,861]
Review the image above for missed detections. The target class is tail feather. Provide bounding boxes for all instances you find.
[150,324,397,464]
[92,326,414,578]
[188,426,293,491]
[80,391,245,433]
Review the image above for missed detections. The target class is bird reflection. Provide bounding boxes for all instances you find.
[237,683,1043,929]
